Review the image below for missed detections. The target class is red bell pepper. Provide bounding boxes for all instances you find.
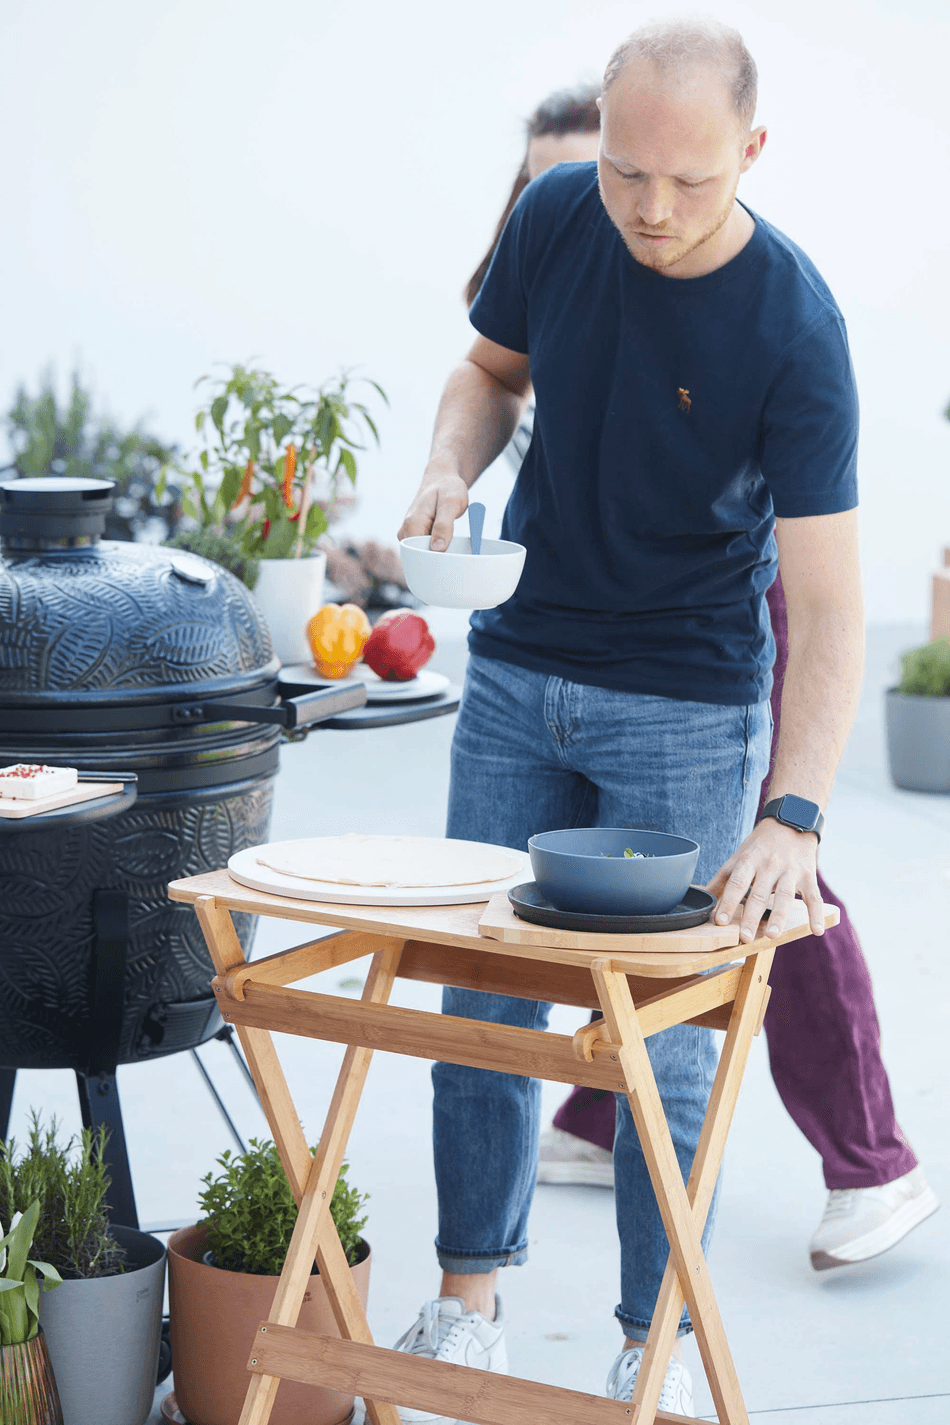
[362,610,435,682]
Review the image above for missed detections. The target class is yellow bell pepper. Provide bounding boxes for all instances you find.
[306,602,371,679]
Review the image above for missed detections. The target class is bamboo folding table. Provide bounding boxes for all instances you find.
[169,868,838,1425]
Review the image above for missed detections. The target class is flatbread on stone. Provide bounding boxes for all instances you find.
[256,834,522,888]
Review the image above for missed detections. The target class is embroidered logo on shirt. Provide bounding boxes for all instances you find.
[678,388,691,413]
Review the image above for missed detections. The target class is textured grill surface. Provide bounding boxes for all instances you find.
[0,542,274,699]
[0,779,274,1069]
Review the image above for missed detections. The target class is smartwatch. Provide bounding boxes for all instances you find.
[758,794,824,843]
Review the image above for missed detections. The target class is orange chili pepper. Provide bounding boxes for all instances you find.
[235,457,254,505]
[283,442,297,508]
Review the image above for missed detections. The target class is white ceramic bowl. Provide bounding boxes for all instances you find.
[399,535,526,609]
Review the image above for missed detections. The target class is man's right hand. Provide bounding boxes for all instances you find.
[398,471,470,551]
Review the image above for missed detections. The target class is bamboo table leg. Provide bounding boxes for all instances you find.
[624,949,774,1424]
[194,896,403,1425]
[593,953,771,1425]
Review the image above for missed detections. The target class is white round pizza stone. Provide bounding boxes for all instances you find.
[349,666,450,702]
[227,839,530,906]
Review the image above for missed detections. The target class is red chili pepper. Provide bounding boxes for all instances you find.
[283,443,297,508]
[362,610,435,681]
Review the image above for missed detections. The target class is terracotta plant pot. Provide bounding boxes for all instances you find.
[167,1223,370,1425]
[0,1328,63,1425]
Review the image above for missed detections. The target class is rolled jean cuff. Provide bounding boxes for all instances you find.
[615,1308,693,1341]
[435,1239,529,1273]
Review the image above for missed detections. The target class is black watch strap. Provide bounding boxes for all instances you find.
[759,794,824,843]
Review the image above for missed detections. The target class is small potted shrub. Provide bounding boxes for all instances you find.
[0,1114,166,1425]
[0,1201,63,1425]
[169,363,386,662]
[885,638,950,793]
[167,1138,370,1425]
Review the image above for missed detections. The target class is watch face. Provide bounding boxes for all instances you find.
[778,794,820,831]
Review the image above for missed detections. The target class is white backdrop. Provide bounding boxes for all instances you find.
[2,0,948,621]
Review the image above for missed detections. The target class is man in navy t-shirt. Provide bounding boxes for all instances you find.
[395,17,864,1417]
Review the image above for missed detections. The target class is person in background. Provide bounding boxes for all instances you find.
[467,80,938,1277]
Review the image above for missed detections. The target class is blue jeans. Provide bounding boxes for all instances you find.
[434,653,770,1339]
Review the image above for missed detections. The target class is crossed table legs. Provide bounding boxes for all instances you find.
[169,872,836,1425]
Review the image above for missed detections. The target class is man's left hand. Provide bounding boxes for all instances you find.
[706,818,825,944]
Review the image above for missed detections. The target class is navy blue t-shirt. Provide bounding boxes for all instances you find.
[468,162,858,705]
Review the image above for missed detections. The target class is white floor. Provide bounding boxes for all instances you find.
[7,620,947,1423]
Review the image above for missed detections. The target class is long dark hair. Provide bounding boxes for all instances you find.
[465,82,601,308]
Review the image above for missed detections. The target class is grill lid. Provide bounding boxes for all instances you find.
[0,477,280,727]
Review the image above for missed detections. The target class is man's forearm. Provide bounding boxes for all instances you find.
[424,359,527,489]
[767,605,865,809]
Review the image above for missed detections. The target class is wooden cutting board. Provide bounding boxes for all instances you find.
[477,891,744,954]
[0,781,124,819]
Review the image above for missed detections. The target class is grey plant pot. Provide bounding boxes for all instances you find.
[885,688,950,793]
[38,1225,166,1425]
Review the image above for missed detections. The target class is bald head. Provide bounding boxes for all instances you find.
[603,17,757,132]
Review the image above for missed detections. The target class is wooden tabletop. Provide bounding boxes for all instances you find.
[169,869,839,976]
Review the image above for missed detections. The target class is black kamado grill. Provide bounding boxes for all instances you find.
[0,478,370,1223]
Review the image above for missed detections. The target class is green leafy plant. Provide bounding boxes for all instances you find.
[0,1113,126,1281]
[198,1138,368,1275]
[165,527,260,590]
[170,363,386,563]
[4,370,180,541]
[0,1201,62,1346]
[897,638,950,696]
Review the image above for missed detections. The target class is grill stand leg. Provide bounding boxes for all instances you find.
[191,1047,247,1153]
[215,1023,261,1098]
[0,1068,15,1141]
[75,888,138,1230]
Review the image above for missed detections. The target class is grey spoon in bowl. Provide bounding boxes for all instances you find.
[468,502,486,556]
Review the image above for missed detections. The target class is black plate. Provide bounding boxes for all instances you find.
[508,882,717,934]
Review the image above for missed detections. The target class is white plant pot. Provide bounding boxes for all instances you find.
[252,552,327,665]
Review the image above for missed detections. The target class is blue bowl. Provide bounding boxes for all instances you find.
[527,827,700,917]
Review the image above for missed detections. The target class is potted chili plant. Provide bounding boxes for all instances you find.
[885,637,950,792]
[0,1113,166,1425]
[168,363,386,663]
[0,1201,63,1425]
[166,1137,370,1425]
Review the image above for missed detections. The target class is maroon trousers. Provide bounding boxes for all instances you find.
[553,575,917,1190]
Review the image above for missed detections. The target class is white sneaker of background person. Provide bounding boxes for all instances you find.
[809,1165,939,1270]
[392,1296,507,1425]
[536,1126,614,1188]
[607,1345,694,1416]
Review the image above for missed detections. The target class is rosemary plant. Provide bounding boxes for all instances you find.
[0,1113,126,1280]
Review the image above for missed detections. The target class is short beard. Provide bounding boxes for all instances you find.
[610,181,739,273]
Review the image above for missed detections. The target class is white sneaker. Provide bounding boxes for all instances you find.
[537,1126,615,1188]
[607,1346,694,1415]
[391,1296,507,1424]
[809,1165,940,1270]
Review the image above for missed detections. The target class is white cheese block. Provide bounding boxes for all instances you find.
[0,764,79,800]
